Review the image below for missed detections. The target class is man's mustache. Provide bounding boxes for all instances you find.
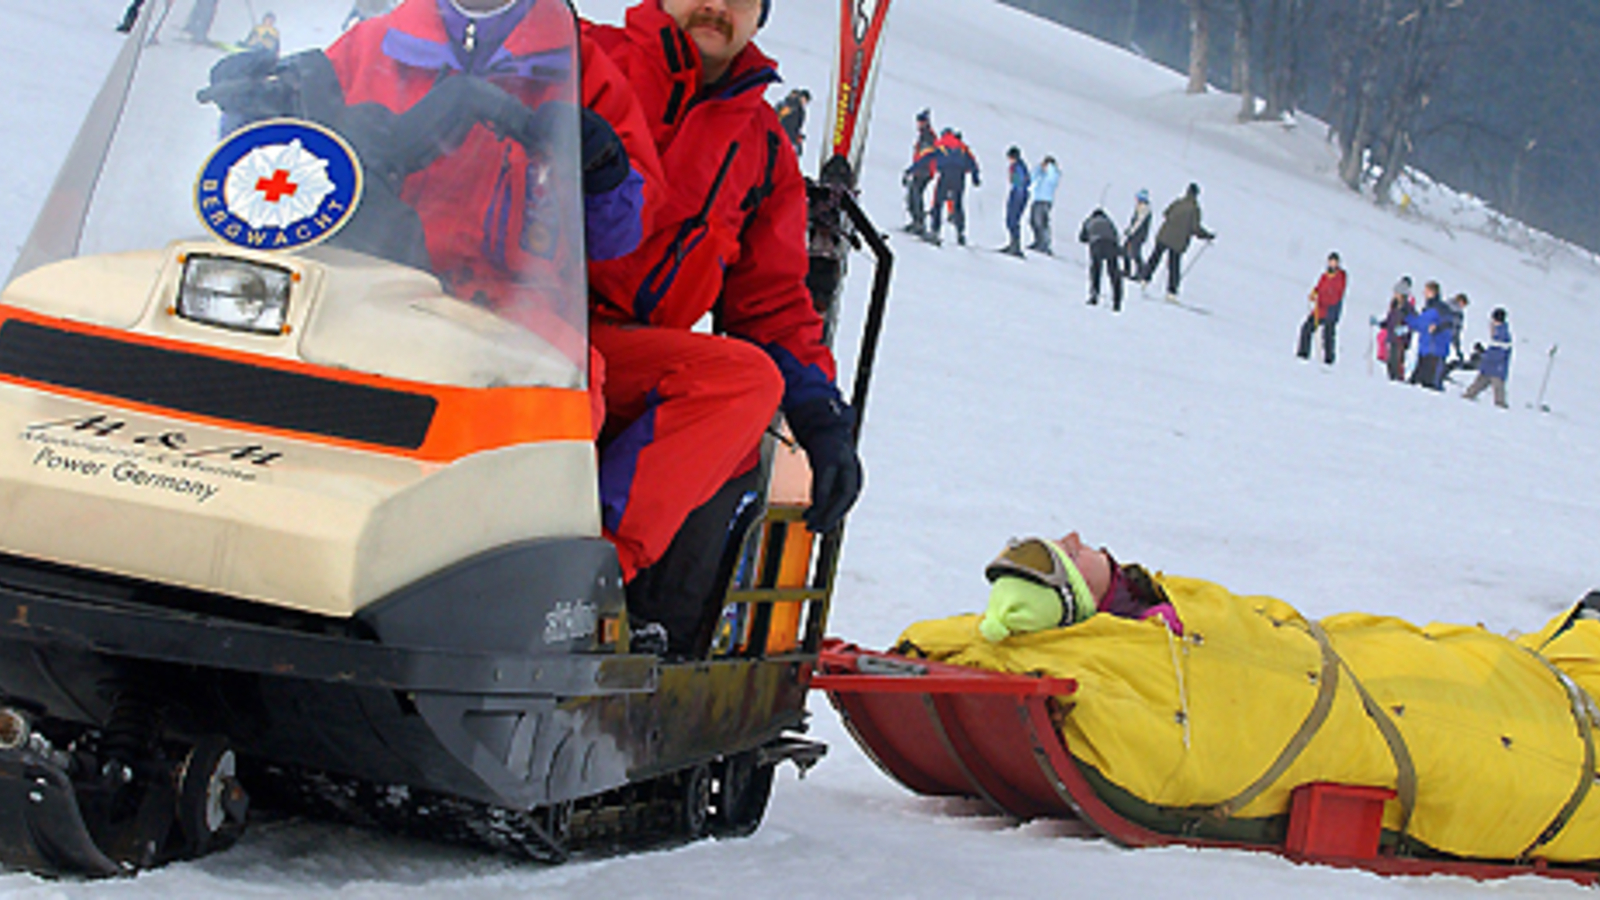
[685,10,734,40]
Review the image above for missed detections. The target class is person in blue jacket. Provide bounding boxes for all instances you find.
[1407,282,1451,390]
[1027,155,1060,255]
[1001,146,1031,257]
[1463,307,1512,408]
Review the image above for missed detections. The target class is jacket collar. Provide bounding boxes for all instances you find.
[377,0,572,80]
[625,0,781,102]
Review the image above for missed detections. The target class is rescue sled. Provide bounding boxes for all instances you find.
[814,639,1600,887]
[0,0,892,877]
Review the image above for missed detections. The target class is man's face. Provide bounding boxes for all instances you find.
[663,0,762,74]
[1327,257,1339,271]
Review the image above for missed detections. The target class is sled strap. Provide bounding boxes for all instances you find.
[1311,621,1419,840]
[1203,621,1340,820]
[1518,652,1598,860]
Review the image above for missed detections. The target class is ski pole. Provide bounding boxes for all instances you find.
[1533,343,1558,412]
[1180,238,1212,280]
[243,0,258,24]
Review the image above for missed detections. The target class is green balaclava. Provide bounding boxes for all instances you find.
[978,538,1098,642]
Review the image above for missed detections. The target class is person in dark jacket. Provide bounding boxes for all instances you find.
[1140,183,1214,302]
[1001,146,1030,257]
[1378,277,1417,381]
[773,87,810,158]
[1123,188,1151,278]
[1079,208,1124,310]
[1440,292,1473,383]
[1297,252,1347,364]
[902,109,938,235]
[1463,307,1512,408]
[927,128,979,246]
[1407,282,1452,390]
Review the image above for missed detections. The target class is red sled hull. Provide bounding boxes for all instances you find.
[812,639,1600,887]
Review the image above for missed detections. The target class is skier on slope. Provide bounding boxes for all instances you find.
[1001,146,1031,257]
[1122,188,1151,278]
[773,87,810,158]
[1407,281,1452,390]
[182,0,219,43]
[1377,276,1417,382]
[902,109,938,236]
[1462,307,1512,408]
[585,0,864,655]
[1079,208,1124,311]
[926,128,979,246]
[1027,155,1060,255]
[1296,252,1346,365]
[1140,182,1214,303]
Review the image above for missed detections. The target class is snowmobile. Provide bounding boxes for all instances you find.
[0,0,893,877]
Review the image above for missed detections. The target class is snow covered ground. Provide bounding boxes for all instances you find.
[4,0,1600,897]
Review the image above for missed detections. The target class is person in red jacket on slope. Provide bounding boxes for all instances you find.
[1297,251,1348,365]
[585,0,864,654]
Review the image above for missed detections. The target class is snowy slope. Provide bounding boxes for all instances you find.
[4,1,1600,897]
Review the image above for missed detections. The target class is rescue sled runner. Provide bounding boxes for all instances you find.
[815,590,1600,888]
[0,0,893,877]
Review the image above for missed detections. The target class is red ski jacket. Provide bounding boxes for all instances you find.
[326,0,661,352]
[1311,268,1348,319]
[584,2,841,409]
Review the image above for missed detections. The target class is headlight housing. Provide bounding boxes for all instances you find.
[176,255,293,335]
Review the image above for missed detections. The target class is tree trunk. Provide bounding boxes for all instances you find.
[1335,0,1393,192]
[1187,0,1210,94]
[1234,0,1255,121]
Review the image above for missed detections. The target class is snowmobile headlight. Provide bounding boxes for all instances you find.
[176,255,293,335]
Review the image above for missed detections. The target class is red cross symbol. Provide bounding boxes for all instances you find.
[255,169,299,203]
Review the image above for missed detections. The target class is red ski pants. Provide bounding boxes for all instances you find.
[591,323,783,581]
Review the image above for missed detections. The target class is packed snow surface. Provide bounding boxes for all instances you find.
[4,1,1600,896]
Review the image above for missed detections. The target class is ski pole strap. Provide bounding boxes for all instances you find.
[1516,650,1598,860]
[1201,621,1340,821]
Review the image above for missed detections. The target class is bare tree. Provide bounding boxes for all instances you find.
[1233,0,1255,120]
[1258,0,1308,120]
[1329,0,1395,190]
[1187,0,1211,93]
[1370,1,1466,204]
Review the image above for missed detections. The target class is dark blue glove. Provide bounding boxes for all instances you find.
[787,397,864,534]
[579,106,629,196]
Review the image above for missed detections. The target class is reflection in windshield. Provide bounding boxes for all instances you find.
[81,0,588,381]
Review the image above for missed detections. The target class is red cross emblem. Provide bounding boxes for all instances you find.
[255,169,299,203]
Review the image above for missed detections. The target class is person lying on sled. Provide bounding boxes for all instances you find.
[978,533,1184,641]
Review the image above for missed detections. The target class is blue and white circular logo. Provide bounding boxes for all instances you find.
[195,119,363,251]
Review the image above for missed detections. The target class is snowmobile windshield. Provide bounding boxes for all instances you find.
[9,0,589,391]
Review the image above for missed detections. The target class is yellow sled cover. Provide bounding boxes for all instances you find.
[898,575,1600,862]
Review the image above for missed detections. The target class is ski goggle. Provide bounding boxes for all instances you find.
[984,538,1098,626]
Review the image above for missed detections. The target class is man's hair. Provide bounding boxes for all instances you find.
[1327,251,1340,262]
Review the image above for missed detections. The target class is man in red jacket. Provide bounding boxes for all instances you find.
[585,0,863,651]
[1298,251,1348,365]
